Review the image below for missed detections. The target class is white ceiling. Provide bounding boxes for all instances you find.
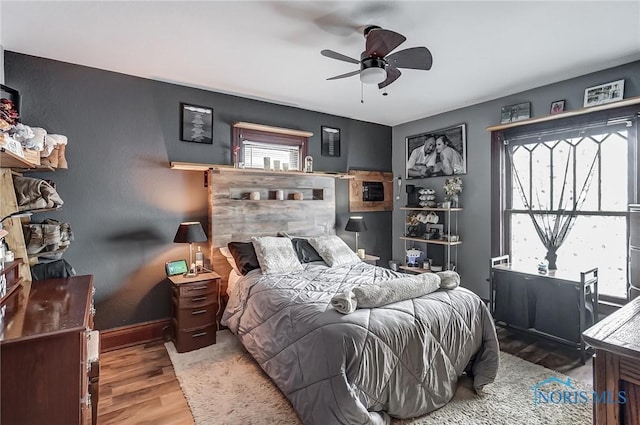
[2,1,640,126]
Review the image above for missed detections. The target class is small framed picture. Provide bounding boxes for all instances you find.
[550,100,565,115]
[321,126,341,157]
[180,103,213,144]
[583,79,624,108]
[1,84,21,122]
[500,102,531,124]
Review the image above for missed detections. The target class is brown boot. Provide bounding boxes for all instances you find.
[41,145,59,168]
[57,144,68,169]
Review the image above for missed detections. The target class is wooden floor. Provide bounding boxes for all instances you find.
[97,329,593,425]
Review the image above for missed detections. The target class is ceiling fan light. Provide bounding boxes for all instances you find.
[360,67,386,84]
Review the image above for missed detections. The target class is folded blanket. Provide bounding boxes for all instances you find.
[24,127,47,151]
[330,290,357,314]
[331,273,443,314]
[354,273,441,308]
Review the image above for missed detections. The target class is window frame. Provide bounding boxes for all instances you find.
[491,105,640,304]
[232,126,308,171]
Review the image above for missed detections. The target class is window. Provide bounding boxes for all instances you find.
[242,140,300,170]
[231,123,310,171]
[493,109,639,301]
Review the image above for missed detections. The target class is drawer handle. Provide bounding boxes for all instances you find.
[192,331,207,338]
[191,296,208,302]
[191,309,207,315]
[187,286,208,291]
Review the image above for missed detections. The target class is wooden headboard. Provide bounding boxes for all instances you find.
[207,167,337,293]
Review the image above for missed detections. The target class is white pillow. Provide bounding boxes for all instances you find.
[219,246,240,275]
[227,269,242,296]
[308,235,361,267]
[251,236,303,275]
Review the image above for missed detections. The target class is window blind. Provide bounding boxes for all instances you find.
[242,140,300,170]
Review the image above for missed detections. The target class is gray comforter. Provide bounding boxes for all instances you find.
[222,262,499,425]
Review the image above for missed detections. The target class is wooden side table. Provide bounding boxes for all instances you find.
[169,271,221,353]
[583,297,640,425]
[362,254,380,265]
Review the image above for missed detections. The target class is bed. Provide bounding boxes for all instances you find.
[221,246,499,425]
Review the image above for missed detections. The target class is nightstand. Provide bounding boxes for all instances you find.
[169,271,221,353]
[362,254,380,265]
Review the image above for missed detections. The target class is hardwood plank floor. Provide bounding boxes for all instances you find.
[98,330,593,425]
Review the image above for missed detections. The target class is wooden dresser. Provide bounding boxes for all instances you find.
[583,297,640,425]
[0,275,95,425]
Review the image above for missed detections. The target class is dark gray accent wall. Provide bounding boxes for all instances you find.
[393,60,640,300]
[6,52,392,330]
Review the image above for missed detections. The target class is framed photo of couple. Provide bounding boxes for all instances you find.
[405,123,467,179]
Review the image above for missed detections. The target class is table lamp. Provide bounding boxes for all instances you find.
[173,221,207,277]
[345,216,367,254]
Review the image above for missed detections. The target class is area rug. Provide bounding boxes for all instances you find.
[166,331,592,425]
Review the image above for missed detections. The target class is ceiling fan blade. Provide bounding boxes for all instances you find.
[385,47,433,70]
[365,28,406,58]
[321,49,360,65]
[378,67,401,89]
[327,70,361,80]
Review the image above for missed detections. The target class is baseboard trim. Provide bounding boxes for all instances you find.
[100,318,171,353]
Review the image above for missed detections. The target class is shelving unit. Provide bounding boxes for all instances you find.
[400,207,462,273]
[1,163,61,287]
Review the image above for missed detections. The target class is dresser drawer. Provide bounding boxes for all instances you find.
[176,290,217,309]
[176,303,218,329]
[175,322,217,353]
[177,281,216,298]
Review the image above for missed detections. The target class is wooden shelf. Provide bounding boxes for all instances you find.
[400,207,463,212]
[399,265,433,274]
[0,149,36,169]
[486,95,640,132]
[232,122,313,138]
[170,162,354,179]
[400,236,462,246]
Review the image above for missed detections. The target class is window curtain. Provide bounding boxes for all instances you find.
[507,144,598,269]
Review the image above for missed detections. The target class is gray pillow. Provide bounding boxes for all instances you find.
[251,236,303,275]
[308,235,361,267]
[436,270,460,289]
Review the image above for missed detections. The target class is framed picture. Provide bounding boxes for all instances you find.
[500,102,531,124]
[180,103,213,144]
[321,126,341,157]
[583,79,624,108]
[550,99,565,115]
[406,123,466,179]
[1,84,21,122]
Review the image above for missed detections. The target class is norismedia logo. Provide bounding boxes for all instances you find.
[532,377,627,407]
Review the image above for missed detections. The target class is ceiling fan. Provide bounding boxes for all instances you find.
[321,25,433,90]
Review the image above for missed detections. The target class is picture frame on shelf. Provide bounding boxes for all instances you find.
[500,102,531,124]
[550,99,565,115]
[321,126,341,157]
[583,79,624,108]
[1,84,21,123]
[180,103,213,144]
[406,123,467,179]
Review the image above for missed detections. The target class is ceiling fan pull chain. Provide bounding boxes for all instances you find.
[361,82,364,104]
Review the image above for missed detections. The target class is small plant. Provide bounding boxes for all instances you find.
[443,177,463,196]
